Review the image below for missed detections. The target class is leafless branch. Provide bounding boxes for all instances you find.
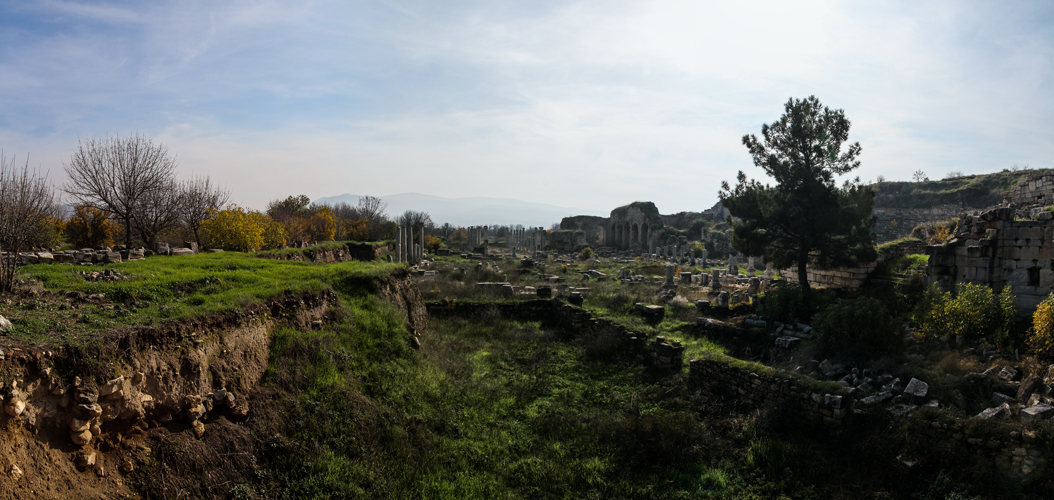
[0,151,56,292]
[63,133,177,246]
[178,176,231,246]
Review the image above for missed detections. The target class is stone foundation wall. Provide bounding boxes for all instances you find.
[688,358,850,428]
[781,263,878,289]
[902,414,1049,481]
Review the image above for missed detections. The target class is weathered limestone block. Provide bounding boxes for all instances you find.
[904,378,929,399]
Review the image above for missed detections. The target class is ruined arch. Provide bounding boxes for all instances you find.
[641,223,649,246]
[631,223,639,244]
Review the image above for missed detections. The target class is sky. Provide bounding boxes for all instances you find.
[2,0,1053,219]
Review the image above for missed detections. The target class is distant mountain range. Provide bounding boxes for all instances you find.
[312,193,608,227]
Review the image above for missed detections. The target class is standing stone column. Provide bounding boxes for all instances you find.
[665,264,675,286]
[397,226,403,263]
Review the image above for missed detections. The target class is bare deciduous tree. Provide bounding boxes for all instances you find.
[63,133,177,246]
[132,179,182,248]
[355,196,388,238]
[0,152,56,292]
[397,210,433,230]
[178,176,231,246]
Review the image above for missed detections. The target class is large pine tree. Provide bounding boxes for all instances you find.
[720,96,876,293]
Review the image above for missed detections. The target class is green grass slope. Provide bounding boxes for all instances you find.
[875,169,1054,209]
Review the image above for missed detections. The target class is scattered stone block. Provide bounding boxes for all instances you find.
[1000,366,1020,382]
[992,392,1014,406]
[817,359,835,378]
[1018,374,1042,401]
[976,404,1009,420]
[1022,403,1054,422]
[641,305,665,324]
[856,391,894,409]
[775,336,800,349]
[903,378,929,399]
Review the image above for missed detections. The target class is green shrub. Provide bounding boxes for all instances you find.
[578,246,594,260]
[917,283,1017,354]
[1029,292,1054,360]
[757,282,836,323]
[813,296,901,353]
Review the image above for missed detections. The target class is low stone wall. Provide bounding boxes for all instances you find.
[902,413,1049,481]
[4,248,146,266]
[781,263,878,289]
[688,358,850,428]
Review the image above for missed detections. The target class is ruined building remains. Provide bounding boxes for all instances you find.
[560,201,665,252]
[925,207,1054,312]
[924,174,1054,313]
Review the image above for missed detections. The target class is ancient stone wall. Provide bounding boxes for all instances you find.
[688,358,850,428]
[559,202,666,254]
[1011,174,1054,206]
[901,413,1048,481]
[873,206,963,243]
[781,263,878,289]
[925,207,1054,312]
[560,216,607,247]
[548,230,587,253]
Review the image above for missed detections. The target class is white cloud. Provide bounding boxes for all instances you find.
[2,0,1054,219]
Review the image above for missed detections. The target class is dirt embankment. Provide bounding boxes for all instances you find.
[379,270,428,335]
[0,271,423,499]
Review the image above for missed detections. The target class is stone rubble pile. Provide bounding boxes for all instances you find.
[81,269,128,282]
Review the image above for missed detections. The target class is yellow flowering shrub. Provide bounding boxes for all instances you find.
[64,205,119,248]
[339,219,369,241]
[917,283,1017,354]
[201,205,285,252]
[424,235,441,253]
[1029,293,1054,360]
[306,208,336,241]
[251,211,287,250]
[201,205,262,252]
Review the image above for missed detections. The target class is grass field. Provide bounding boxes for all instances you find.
[0,251,994,498]
[2,251,402,344]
